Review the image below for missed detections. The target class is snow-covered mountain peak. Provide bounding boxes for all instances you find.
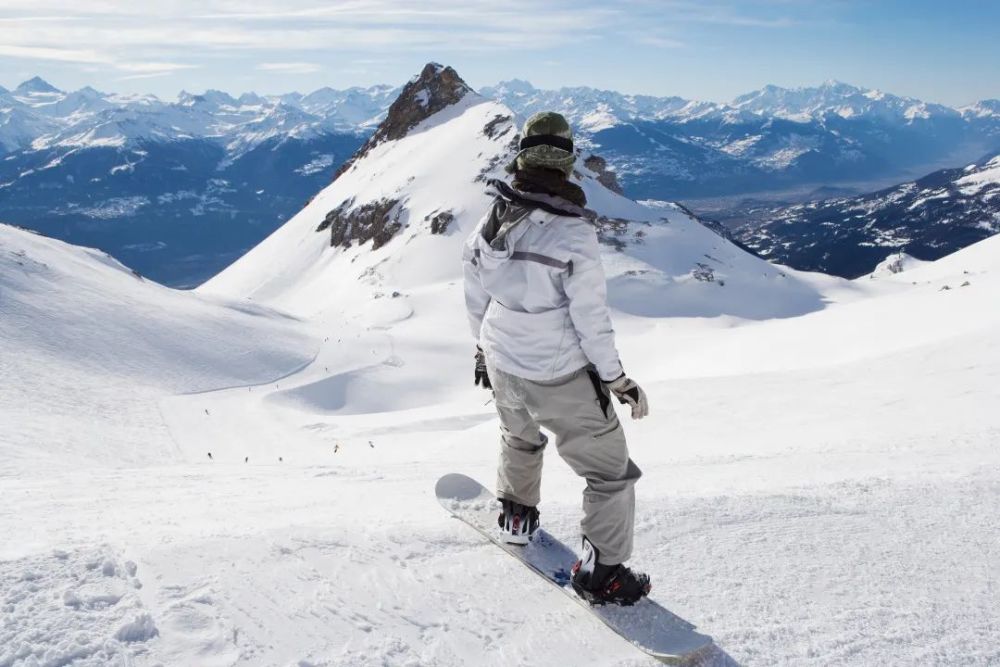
[962,99,1000,119]
[491,78,537,96]
[204,64,831,325]
[728,80,958,123]
[177,89,239,109]
[15,76,61,95]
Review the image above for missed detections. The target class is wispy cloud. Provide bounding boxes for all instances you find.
[620,0,801,28]
[0,44,108,64]
[0,43,199,81]
[635,35,686,49]
[257,62,322,74]
[116,62,199,73]
[0,0,616,57]
[116,71,177,81]
[0,0,809,94]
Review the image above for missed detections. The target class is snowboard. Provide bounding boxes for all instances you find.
[435,473,715,665]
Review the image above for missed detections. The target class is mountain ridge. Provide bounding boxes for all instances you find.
[3,72,998,286]
[733,150,1000,277]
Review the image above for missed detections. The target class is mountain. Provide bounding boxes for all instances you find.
[205,63,829,322]
[0,79,392,286]
[3,74,998,287]
[732,152,1000,277]
[484,80,1000,201]
[14,75,62,96]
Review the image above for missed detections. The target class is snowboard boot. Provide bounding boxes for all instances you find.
[571,537,651,606]
[497,498,539,545]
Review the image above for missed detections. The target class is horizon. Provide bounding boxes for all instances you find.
[1,1,999,108]
[5,71,999,110]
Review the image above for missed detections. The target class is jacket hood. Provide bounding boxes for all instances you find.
[472,179,595,271]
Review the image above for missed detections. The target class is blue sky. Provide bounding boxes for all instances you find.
[1,0,997,105]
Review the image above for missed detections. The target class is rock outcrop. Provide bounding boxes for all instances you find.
[316,198,404,250]
[583,155,623,195]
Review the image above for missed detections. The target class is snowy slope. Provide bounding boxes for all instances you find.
[3,69,1000,666]
[0,223,317,473]
[4,227,999,666]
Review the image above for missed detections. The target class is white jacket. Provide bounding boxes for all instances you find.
[462,181,624,382]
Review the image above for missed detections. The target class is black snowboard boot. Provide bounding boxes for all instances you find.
[497,498,539,545]
[571,537,651,606]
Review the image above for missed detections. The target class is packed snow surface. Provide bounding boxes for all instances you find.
[3,94,999,666]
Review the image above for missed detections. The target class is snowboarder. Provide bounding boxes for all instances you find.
[463,111,651,606]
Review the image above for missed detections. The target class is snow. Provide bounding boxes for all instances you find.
[0,223,316,473]
[954,155,1000,195]
[295,153,335,176]
[868,251,928,277]
[906,188,951,209]
[3,89,1000,666]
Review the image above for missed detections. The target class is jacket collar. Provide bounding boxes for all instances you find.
[487,178,589,219]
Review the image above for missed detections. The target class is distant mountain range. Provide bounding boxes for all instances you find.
[0,77,394,285]
[2,75,998,285]
[483,79,1000,201]
[728,152,1000,278]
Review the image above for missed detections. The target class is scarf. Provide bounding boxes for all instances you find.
[511,167,587,208]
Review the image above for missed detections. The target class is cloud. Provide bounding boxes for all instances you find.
[0,0,616,59]
[0,0,805,91]
[117,62,200,73]
[0,43,197,79]
[0,44,108,64]
[257,62,322,74]
[619,0,800,28]
[116,71,177,81]
[635,35,686,49]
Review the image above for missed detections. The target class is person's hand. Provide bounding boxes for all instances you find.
[474,347,492,390]
[606,374,648,419]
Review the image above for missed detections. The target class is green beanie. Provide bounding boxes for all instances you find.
[505,111,576,176]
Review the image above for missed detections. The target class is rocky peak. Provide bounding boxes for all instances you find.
[333,63,473,179]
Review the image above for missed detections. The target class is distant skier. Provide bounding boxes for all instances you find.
[463,111,651,606]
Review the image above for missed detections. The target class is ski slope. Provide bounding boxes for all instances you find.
[2,86,999,666]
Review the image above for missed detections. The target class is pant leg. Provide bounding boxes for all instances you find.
[490,365,547,507]
[526,368,642,566]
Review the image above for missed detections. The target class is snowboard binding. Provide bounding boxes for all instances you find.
[497,498,539,545]
[571,537,651,606]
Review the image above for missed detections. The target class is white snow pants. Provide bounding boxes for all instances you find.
[489,364,641,565]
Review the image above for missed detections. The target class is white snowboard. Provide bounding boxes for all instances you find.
[435,473,716,665]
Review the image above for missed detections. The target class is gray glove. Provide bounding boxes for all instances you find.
[606,374,649,420]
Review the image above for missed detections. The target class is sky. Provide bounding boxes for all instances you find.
[1,0,998,106]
